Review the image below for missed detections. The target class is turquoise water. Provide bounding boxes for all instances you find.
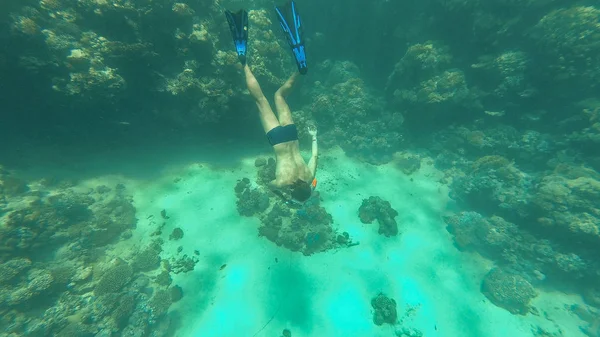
[1,1,600,336]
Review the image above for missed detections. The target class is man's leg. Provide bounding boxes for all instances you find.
[244,65,279,133]
[274,72,299,126]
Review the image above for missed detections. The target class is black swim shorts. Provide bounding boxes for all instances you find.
[266,124,298,146]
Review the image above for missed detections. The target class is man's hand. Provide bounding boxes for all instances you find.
[307,125,317,137]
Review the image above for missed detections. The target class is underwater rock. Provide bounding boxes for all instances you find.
[371,293,397,325]
[306,60,404,165]
[57,322,96,337]
[132,241,163,272]
[532,173,600,245]
[583,287,600,309]
[387,41,480,129]
[444,210,596,284]
[0,188,115,259]
[169,285,183,302]
[481,268,537,315]
[169,227,184,240]
[148,289,173,319]
[471,50,533,103]
[95,185,111,194]
[89,191,138,247]
[169,254,198,274]
[255,190,348,256]
[359,196,399,237]
[234,178,270,216]
[449,155,530,219]
[444,212,520,253]
[256,158,276,185]
[0,258,32,284]
[4,268,54,307]
[154,270,172,287]
[94,260,133,296]
[0,175,29,196]
[531,6,600,89]
[121,298,152,337]
[50,265,75,288]
[393,152,421,175]
[254,158,267,167]
[172,3,194,16]
[395,327,423,337]
[112,293,136,329]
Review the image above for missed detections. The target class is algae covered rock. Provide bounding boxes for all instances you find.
[234,177,270,216]
[532,173,600,245]
[358,196,399,237]
[132,241,163,272]
[393,152,421,175]
[169,227,183,240]
[449,155,530,219]
[112,293,136,329]
[169,285,183,303]
[0,175,29,196]
[387,41,480,128]
[94,260,133,295]
[307,60,404,165]
[531,6,600,89]
[371,293,397,325]
[481,268,536,315]
[148,289,173,319]
[258,194,345,256]
[0,258,32,284]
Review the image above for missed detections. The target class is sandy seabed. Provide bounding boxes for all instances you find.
[81,146,586,337]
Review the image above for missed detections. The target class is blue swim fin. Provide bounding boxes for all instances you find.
[225,9,249,65]
[275,1,307,74]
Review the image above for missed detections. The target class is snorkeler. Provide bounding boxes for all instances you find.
[225,1,317,206]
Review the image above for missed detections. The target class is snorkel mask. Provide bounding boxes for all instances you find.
[274,178,317,208]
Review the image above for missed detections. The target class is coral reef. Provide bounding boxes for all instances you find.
[386,42,481,130]
[169,227,184,241]
[392,152,422,175]
[3,0,600,333]
[449,155,530,219]
[261,196,338,256]
[0,183,136,261]
[531,7,600,94]
[359,196,399,237]
[94,259,133,296]
[371,293,397,325]
[303,60,405,164]
[470,50,536,114]
[234,177,270,216]
[0,177,186,336]
[443,211,596,284]
[234,163,355,256]
[528,168,600,251]
[131,240,163,272]
[168,254,199,274]
[481,268,537,315]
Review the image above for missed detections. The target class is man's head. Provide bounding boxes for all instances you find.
[290,179,312,203]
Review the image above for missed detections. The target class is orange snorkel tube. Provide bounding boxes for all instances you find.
[311,178,317,189]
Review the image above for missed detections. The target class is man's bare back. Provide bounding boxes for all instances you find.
[273,141,313,187]
[243,64,319,202]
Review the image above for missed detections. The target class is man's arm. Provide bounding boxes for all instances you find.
[308,132,318,177]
